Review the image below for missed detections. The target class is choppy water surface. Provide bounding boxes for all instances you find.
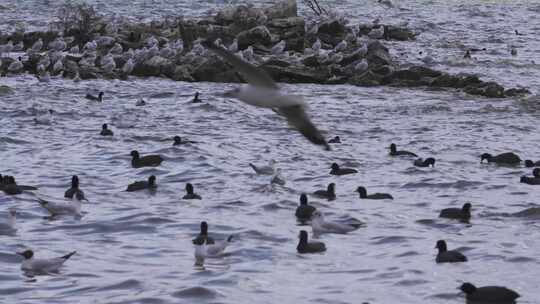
[1,1,540,303]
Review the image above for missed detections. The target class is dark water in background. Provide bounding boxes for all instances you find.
[1,1,540,303]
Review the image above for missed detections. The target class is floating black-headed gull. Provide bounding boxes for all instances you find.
[18,250,76,274]
[249,160,276,175]
[64,175,85,200]
[193,237,208,266]
[38,192,85,216]
[311,211,361,235]
[0,209,17,231]
[206,235,233,257]
[271,168,286,186]
[202,40,330,150]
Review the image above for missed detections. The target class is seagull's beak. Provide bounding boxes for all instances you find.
[16,252,24,257]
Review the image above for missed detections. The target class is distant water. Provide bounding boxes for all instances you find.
[1,1,540,304]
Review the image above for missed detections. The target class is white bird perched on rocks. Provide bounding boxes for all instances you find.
[48,37,66,51]
[123,48,134,60]
[312,38,322,53]
[38,53,50,68]
[202,40,330,150]
[73,71,81,82]
[354,59,369,74]
[329,52,343,64]
[79,55,96,67]
[83,40,97,52]
[0,39,13,57]
[243,46,254,62]
[334,40,347,52]
[159,44,176,58]
[171,39,184,53]
[368,26,385,39]
[355,43,368,57]
[96,36,115,47]
[122,58,134,75]
[133,48,148,63]
[306,23,319,36]
[148,44,159,58]
[31,38,43,53]
[100,53,114,67]
[37,71,51,83]
[109,43,123,55]
[191,42,205,56]
[69,45,79,54]
[228,38,238,53]
[17,249,76,274]
[145,36,159,47]
[8,57,23,72]
[52,60,63,74]
[311,211,362,235]
[0,209,17,231]
[48,50,63,64]
[271,40,286,55]
[102,59,116,73]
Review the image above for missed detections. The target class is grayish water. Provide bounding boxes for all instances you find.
[1,1,540,303]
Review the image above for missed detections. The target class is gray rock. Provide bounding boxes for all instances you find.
[237,25,272,49]
[367,40,392,66]
[267,17,305,52]
[264,0,297,19]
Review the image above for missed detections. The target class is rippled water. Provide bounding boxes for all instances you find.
[1,1,540,303]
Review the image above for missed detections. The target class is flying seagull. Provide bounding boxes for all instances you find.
[201,40,330,150]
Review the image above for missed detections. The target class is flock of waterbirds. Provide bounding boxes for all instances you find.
[1,36,539,303]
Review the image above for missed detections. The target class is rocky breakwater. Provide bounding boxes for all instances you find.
[0,0,529,98]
